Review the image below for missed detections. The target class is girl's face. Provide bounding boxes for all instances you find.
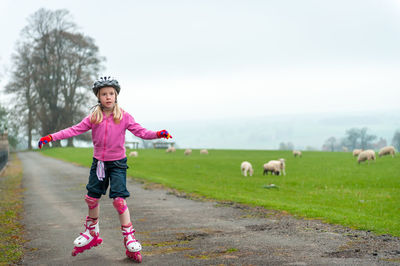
[98,86,117,110]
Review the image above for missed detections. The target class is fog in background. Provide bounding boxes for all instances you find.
[1,0,400,149]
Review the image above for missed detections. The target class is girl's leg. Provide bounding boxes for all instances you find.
[71,195,102,256]
[113,197,142,262]
[118,200,130,225]
[86,194,100,218]
[113,197,133,226]
[89,205,100,219]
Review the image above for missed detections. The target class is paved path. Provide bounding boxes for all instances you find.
[20,152,398,265]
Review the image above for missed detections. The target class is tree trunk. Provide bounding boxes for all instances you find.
[67,138,74,147]
[27,106,33,150]
[52,140,61,147]
[27,129,32,150]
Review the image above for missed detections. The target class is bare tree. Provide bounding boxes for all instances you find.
[323,136,337,152]
[6,8,104,148]
[56,31,103,146]
[344,128,361,150]
[392,130,400,151]
[279,142,294,150]
[359,127,376,150]
[0,105,7,133]
[0,104,20,149]
[5,43,37,149]
[373,137,387,150]
[342,127,376,150]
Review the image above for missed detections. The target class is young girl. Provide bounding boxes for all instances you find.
[38,76,172,263]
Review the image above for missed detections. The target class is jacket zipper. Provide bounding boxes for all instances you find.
[102,116,108,161]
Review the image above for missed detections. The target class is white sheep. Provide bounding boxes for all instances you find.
[129,151,138,157]
[240,161,254,177]
[263,162,280,175]
[263,159,286,176]
[357,149,376,164]
[184,149,192,156]
[293,150,302,158]
[277,158,286,175]
[272,158,286,176]
[166,147,176,153]
[353,149,363,157]
[378,146,396,158]
[200,149,209,155]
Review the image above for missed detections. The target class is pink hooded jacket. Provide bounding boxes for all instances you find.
[51,111,158,161]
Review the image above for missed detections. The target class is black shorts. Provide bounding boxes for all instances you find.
[86,157,130,199]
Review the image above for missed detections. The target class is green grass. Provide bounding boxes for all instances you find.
[40,147,400,236]
[0,153,25,265]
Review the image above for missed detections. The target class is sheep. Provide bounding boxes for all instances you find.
[277,158,286,176]
[200,149,209,155]
[184,149,192,156]
[353,149,363,157]
[166,147,176,153]
[263,161,280,175]
[263,159,286,176]
[240,161,254,177]
[272,158,286,176]
[293,150,302,157]
[129,151,138,157]
[378,146,396,158]
[357,149,376,164]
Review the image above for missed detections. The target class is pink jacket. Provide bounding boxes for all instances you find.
[51,111,158,161]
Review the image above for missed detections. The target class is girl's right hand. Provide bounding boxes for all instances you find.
[38,135,53,149]
[157,130,172,139]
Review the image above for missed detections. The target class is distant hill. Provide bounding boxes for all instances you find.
[134,111,400,150]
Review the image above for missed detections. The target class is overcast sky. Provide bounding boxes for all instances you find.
[1,0,400,124]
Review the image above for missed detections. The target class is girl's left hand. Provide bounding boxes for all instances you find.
[157,130,172,139]
[38,135,53,149]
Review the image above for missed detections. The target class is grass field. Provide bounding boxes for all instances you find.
[0,153,25,265]
[40,147,400,236]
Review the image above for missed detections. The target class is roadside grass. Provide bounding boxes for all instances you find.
[0,153,25,265]
[40,147,400,236]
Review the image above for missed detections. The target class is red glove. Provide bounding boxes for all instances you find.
[156,130,172,139]
[38,135,53,149]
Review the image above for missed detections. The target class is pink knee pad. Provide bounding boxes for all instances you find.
[85,195,100,209]
[113,197,128,215]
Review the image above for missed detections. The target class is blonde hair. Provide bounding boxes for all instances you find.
[90,90,123,124]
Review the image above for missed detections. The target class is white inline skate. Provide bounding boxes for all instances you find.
[71,216,102,256]
[122,222,142,263]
